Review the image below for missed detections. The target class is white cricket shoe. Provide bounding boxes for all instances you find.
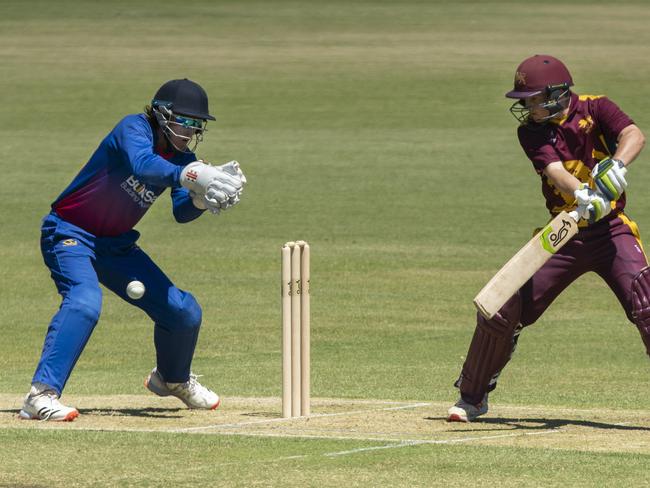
[19,384,79,422]
[447,395,488,422]
[145,368,221,410]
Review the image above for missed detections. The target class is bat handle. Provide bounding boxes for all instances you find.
[568,209,581,222]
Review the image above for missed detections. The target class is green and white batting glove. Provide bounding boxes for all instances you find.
[574,183,612,224]
[591,158,627,201]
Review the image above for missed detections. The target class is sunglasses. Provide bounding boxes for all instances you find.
[172,114,204,130]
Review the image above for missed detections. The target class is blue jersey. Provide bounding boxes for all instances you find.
[52,114,204,236]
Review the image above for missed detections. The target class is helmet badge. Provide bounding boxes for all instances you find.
[514,71,526,87]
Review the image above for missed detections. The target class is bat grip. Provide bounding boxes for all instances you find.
[568,209,581,222]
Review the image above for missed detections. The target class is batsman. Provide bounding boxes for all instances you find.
[19,79,246,421]
[448,55,647,422]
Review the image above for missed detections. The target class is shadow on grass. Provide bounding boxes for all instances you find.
[425,415,650,432]
[241,411,281,418]
[1,407,280,420]
[76,407,184,418]
[0,407,185,419]
[0,485,47,488]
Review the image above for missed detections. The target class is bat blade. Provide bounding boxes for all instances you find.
[473,211,579,319]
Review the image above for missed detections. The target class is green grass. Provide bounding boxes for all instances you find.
[1,429,650,487]
[1,0,650,486]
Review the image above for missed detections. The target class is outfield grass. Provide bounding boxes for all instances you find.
[1,0,650,486]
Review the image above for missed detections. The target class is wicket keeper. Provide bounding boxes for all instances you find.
[448,55,647,422]
[20,79,246,421]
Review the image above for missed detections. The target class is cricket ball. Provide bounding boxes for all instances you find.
[126,280,145,300]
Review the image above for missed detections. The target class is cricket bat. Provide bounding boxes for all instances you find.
[473,210,580,319]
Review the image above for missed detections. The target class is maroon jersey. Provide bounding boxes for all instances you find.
[517,92,634,218]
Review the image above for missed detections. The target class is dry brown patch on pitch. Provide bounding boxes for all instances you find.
[0,394,419,433]
[1,395,649,454]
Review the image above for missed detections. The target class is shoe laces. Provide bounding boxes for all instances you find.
[183,373,214,395]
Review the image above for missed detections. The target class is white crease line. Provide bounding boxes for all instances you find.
[0,423,429,443]
[439,428,563,443]
[0,422,565,461]
[152,430,564,466]
[20,425,561,464]
[323,429,563,457]
[0,422,477,444]
[195,429,428,443]
[168,402,432,433]
[324,440,431,457]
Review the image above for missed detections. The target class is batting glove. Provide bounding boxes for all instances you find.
[592,158,627,201]
[574,183,612,224]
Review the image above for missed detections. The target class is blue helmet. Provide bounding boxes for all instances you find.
[151,79,215,152]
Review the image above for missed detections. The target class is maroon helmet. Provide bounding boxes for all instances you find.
[505,54,573,99]
[506,55,574,123]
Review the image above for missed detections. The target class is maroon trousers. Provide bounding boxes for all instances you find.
[458,215,648,404]
[521,215,646,325]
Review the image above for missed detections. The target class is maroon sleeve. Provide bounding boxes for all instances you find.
[594,97,634,142]
[517,125,561,174]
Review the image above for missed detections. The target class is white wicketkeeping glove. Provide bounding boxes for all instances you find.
[218,160,247,185]
[181,161,244,212]
[574,183,612,224]
[189,190,222,214]
[216,160,247,207]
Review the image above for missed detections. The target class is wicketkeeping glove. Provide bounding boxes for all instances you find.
[591,158,627,201]
[218,160,247,185]
[574,183,612,224]
[180,161,244,214]
[190,190,221,214]
[216,160,247,207]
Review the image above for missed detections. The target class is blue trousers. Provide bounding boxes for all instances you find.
[33,212,202,394]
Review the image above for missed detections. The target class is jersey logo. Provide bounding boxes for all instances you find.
[62,239,78,246]
[120,175,158,208]
[578,116,594,134]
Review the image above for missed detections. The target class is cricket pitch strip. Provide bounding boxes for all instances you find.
[1,395,649,455]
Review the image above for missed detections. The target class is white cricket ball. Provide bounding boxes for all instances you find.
[126,280,145,300]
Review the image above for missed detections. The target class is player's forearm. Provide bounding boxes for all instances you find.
[171,187,206,222]
[130,151,183,188]
[614,124,646,166]
[173,195,206,223]
[543,161,582,196]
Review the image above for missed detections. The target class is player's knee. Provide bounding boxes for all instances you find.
[167,290,202,330]
[477,291,522,337]
[64,286,102,324]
